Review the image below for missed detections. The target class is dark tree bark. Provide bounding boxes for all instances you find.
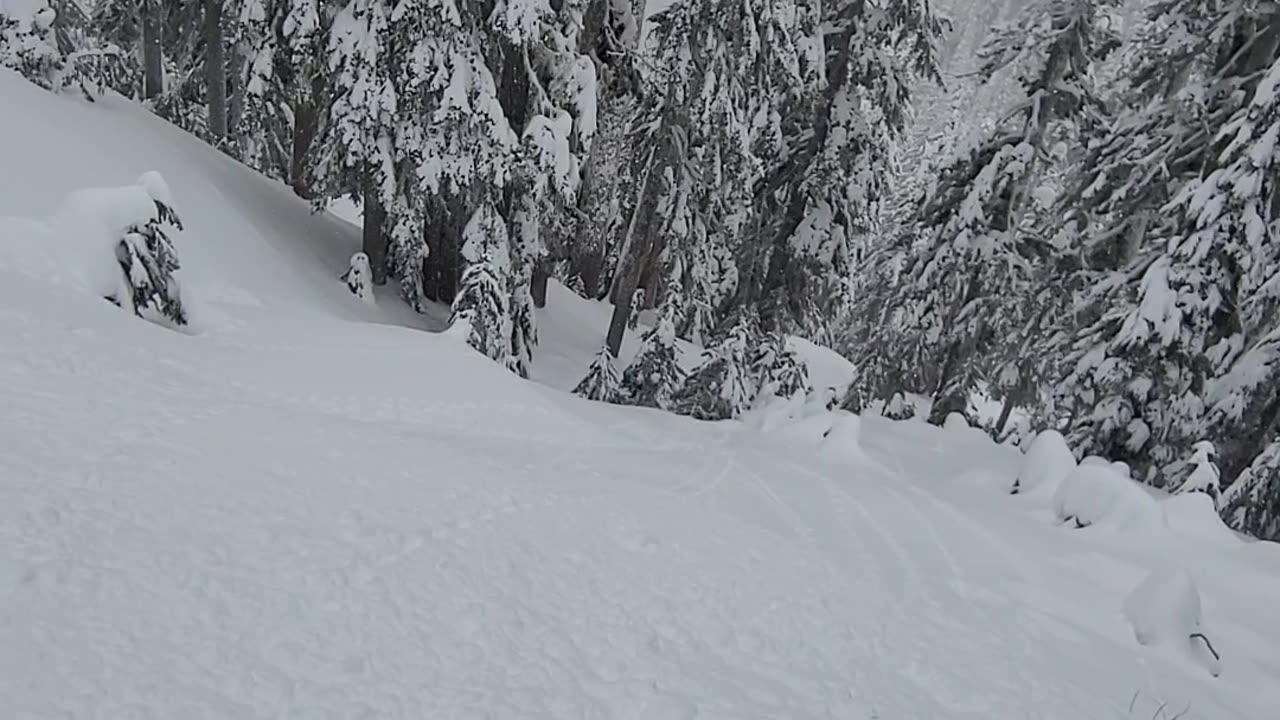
[361,177,389,285]
[531,262,550,307]
[142,0,163,100]
[205,0,228,140]
[605,149,662,357]
[424,193,465,302]
[994,394,1016,439]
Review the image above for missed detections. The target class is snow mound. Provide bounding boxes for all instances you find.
[1012,429,1075,497]
[943,412,970,431]
[1,173,191,315]
[788,336,852,396]
[820,412,864,463]
[1162,493,1240,547]
[1123,567,1221,677]
[1052,461,1161,532]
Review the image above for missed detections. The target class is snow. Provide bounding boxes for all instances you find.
[1013,429,1076,497]
[1123,567,1221,676]
[1162,493,1242,547]
[819,411,864,463]
[3,69,1280,719]
[1053,460,1163,534]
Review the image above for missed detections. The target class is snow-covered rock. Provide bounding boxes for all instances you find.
[1012,429,1075,497]
[1123,567,1221,677]
[943,412,970,431]
[1052,461,1161,532]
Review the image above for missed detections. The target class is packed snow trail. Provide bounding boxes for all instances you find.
[2,69,1280,718]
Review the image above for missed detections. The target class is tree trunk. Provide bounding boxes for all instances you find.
[994,393,1017,439]
[362,178,389,285]
[424,193,465,302]
[142,0,163,100]
[531,262,550,307]
[205,0,227,140]
[605,149,661,357]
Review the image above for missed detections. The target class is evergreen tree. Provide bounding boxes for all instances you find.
[1,0,62,88]
[621,297,684,409]
[1176,441,1221,501]
[107,174,188,327]
[448,203,513,363]
[864,0,1120,426]
[750,331,810,401]
[342,251,376,304]
[1057,1,1280,485]
[574,344,622,402]
[671,311,760,420]
[742,0,944,339]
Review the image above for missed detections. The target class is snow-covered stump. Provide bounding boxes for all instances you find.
[1123,567,1222,677]
[341,252,376,305]
[1012,429,1076,497]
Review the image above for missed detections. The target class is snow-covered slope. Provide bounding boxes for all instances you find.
[2,70,1280,719]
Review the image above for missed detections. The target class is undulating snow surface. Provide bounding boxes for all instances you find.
[2,70,1280,719]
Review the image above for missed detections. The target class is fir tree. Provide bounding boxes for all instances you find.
[1176,441,1221,502]
[750,332,810,401]
[574,344,622,403]
[867,0,1120,426]
[1058,2,1280,485]
[621,298,684,410]
[671,311,760,420]
[448,203,513,364]
[1,0,62,88]
[342,251,376,305]
[107,174,187,327]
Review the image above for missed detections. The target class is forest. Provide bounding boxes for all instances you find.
[3,0,1279,542]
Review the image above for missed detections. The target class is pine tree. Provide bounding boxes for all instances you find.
[750,331,811,402]
[621,298,684,409]
[742,0,944,339]
[574,344,621,402]
[1176,441,1221,501]
[1,0,62,88]
[1058,2,1280,485]
[107,173,187,327]
[448,203,513,363]
[342,251,376,305]
[868,0,1120,427]
[601,0,824,358]
[671,311,760,420]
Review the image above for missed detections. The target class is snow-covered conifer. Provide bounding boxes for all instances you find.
[751,332,811,402]
[1177,441,1221,502]
[574,344,622,403]
[107,175,187,327]
[671,312,760,420]
[1,0,61,88]
[342,251,376,305]
[449,203,513,363]
[870,0,1120,426]
[620,299,684,410]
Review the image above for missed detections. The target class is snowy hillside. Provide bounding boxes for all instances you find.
[3,71,1280,720]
